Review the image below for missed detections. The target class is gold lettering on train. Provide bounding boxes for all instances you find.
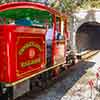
[18,41,41,56]
[21,58,41,68]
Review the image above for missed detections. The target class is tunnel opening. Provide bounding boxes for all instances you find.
[76,22,100,53]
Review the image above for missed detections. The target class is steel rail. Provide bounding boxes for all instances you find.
[81,50,99,60]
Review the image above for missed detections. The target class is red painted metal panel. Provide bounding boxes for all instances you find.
[0,35,7,82]
[0,25,16,82]
[0,25,46,82]
[16,33,45,80]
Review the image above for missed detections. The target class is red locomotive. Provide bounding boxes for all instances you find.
[0,2,76,99]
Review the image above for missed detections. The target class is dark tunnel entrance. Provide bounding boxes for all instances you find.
[76,22,100,53]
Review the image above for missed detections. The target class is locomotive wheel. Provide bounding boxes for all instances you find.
[7,87,13,100]
[0,84,13,100]
[55,67,60,76]
[1,87,13,100]
[34,73,50,89]
[51,67,60,80]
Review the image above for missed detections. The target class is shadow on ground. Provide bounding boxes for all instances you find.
[16,61,95,100]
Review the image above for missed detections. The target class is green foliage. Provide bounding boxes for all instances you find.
[61,0,100,14]
[61,0,79,13]
[0,0,100,14]
[81,0,100,9]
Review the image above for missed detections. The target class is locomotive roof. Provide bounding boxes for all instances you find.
[0,2,66,17]
[0,2,66,25]
[0,8,52,21]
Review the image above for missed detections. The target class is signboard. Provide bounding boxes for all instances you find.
[16,34,45,78]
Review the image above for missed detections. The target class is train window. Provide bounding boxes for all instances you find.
[60,20,65,39]
[46,23,53,40]
[55,17,64,40]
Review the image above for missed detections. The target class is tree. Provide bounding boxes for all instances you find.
[0,0,100,13]
[81,0,100,9]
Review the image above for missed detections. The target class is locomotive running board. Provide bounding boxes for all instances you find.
[5,62,64,87]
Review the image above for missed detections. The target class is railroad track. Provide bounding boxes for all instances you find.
[15,50,99,100]
[80,50,100,60]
